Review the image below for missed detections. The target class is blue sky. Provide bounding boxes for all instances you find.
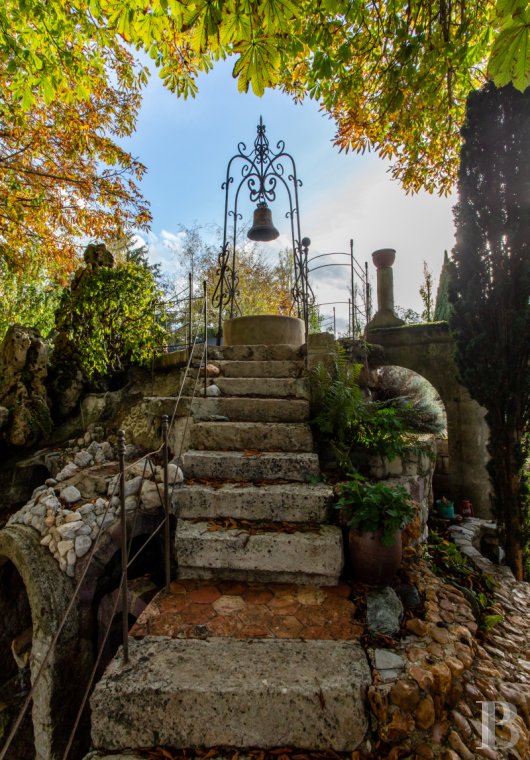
[125,58,456,331]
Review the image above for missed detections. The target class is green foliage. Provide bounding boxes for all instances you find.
[310,348,363,447]
[419,261,434,322]
[53,262,166,386]
[310,347,432,469]
[427,530,502,629]
[449,82,530,579]
[0,260,64,340]
[336,473,415,545]
[1,0,530,204]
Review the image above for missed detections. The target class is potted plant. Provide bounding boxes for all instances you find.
[336,473,416,585]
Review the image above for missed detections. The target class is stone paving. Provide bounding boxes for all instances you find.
[131,579,363,641]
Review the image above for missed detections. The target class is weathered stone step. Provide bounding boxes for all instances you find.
[90,637,369,752]
[174,482,332,522]
[189,421,314,452]
[182,450,320,482]
[193,343,304,362]
[176,520,343,585]
[143,396,310,423]
[213,377,310,399]
[219,359,304,378]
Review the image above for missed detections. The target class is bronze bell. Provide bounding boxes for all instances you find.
[247,202,280,242]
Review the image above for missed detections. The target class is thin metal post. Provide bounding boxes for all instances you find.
[203,280,208,398]
[188,271,193,361]
[350,239,355,337]
[348,298,352,338]
[333,306,336,337]
[365,261,371,323]
[117,429,129,664]
[162,415,171,592]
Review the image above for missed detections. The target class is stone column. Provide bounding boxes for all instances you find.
[365,248,405,329]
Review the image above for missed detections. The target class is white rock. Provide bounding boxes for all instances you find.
[95,497,107,509]
[90,525,99,539]
[75,535,92,558]
[140,481,163,511]
[129,460,153,479]
[168,464,184,484]
[61,485,81,504]
[205,383,221,397]
[64,511,82,523]
[74,450,93,468]
[124,476,143,497]
[45,478,58,487]
[66,548,76,564]
[31,504,46,517]
[66,563,75,578]
[84,431,92,445]
[59,557,67,572]
[56,463,80,482]
[57,539,74,557]
[79,503,94,515]
[49,539,56,554]
[57,521,83,540]
[41,494,60,511]
[40,534,52,546]
[32,485,47,499]
[102,442,114,460]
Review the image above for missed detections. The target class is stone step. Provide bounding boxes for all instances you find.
[213,377,310,399]
[189,421,314,452]
[176,520,343,585]
[143,396,310,423]
[219,359,304,378]
[181,450,320,482]
[90,637,369,752]
[193,343,304,362]
[174,482,332,522]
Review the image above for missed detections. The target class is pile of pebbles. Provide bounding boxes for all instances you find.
[8,428,182,578]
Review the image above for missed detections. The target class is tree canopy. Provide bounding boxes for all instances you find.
[3,1,530,200]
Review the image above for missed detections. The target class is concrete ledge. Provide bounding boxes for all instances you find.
[224,316,304,347]
[175,520,343,585]
[174,482,332,522]
[143,397,310,423]
[181,450,320,482]
[199,344,305,362]
[90,637,370,751]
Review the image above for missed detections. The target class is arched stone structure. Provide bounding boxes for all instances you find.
[0,525,88,760]
[365,322,492,518]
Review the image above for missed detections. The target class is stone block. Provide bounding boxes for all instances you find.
[175,520,343,585]
[189,421,314,452]
[175,482,332,523]
[90,638,370,752]
[182,450,320,482]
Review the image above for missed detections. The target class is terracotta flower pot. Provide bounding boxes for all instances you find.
[348,529,402,585]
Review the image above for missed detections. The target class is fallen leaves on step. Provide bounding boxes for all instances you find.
[243,449,263,458]
[205,517,321,534]
[141,747,358,760]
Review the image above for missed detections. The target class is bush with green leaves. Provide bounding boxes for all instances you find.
[336,473,415,545]
[310,347,427,469]
[52,262,167,388]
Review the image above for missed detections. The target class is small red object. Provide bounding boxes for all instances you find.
[460,499,474,517]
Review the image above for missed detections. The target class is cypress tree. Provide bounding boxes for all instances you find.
[450,82,530,580]
[433,250,452,321]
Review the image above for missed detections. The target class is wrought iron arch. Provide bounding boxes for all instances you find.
[212,117,313,344]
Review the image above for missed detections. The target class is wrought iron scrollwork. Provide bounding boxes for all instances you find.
[214,117,311,344]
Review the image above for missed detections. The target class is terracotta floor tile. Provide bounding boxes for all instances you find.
[296,587,327,605]
[293,606,331,628]
[239,625,270,638]
[169,581,190,594]
[321,582,352,598]
[269,603,302,617]
[189,585,222,604]
[269,615,303,639]
[160,596,191,613]
[267,596,299,610]
[207,615,241,637]
[212,595,246,615]
[242,588,275,605]
[300,625,331,640]
[183,603,217,625]
[217,581,248,595]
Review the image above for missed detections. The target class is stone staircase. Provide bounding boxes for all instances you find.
[88,344,370,756]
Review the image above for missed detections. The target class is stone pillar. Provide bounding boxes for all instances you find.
[365,249,405,329]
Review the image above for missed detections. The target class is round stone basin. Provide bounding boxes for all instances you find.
[223,315,304,346]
